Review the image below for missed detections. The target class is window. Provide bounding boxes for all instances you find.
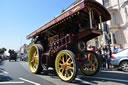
[111,13,116,25]
[95,38,99,48]
[125,5,128,20]
[113,32,117,44]
[104,0,109,7]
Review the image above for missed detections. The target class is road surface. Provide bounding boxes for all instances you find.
[0,60,128,85]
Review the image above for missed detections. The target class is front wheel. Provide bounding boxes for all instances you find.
[55,50,78,82]
[80,51,100,76]
[28,44,43,74]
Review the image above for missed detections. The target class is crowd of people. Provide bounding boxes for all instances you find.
[88,45,124,70]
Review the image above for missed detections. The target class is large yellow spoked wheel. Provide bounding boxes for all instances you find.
[80,51,100,76]
[55,50,78,82]
[28,44,43,74]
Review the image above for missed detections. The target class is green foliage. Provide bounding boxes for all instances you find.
[0,48,7,54]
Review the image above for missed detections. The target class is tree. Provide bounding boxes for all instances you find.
[0,48,7,54]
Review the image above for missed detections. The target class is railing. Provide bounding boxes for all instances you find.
[49,34,72,53]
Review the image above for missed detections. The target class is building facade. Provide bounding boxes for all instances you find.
[103,0,128,48]
[88,0,128,49]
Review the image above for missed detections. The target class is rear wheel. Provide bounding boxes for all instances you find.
[28,44,43,74]
[55,50,77,82]
[120,61,128,72]
[80,51,100,76]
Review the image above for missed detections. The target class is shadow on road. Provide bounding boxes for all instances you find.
[0,60,4,65]
[40,69,58,79]
[77,70,128,85]
[0,75,13,82]
[39,68,128,85]
[0,61,13,82]
[0,67,13,82]
[0,68,5,73]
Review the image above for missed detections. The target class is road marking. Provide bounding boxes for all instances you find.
[82,76,128,83]
[0,81,24,84]
[76,78,96,85]
[19,78,40,85]
[0,69,8,74]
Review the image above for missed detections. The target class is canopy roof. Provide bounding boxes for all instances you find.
[27,0,111,39]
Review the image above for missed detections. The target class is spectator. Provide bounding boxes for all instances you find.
[88,45,95,52]
[97,47,102,55]
[117,45,123,52]
[101,45,107,70]
[106,45,111,69]
[112,46,117,54]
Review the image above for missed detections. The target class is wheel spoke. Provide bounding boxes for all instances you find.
[68,61,73,66]
[35,55,38,58]
[59,63,63,66]
[67,66,74,70]
[62,68,64,74]
[59,67,63,70]
[84,67,89,71]
[66,57,71,64]
[126,68,128,71]
[33,63,37,69]
[31,52,37,70]
[65,70,69,78]
[66,55,68,60]
[69,69,73,75]
[35,57,38,64]
[31,60,34,63]
[60,56,65,63]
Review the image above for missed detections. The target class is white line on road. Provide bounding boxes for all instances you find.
[76,78,96,85]
[19,78,40,85]
[83,76,128,83]
[0,69,8,74]
[0,81,24,84]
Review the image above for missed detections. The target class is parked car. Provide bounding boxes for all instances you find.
[110,49,128,72]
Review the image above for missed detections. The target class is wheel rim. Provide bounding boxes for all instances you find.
[56,51,75,81]
[80,51,99,75]
[28,45,39,73]
[122,62,128,71]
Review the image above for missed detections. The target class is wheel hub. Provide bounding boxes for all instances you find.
[62,63,67,69]
[122,63,128,71]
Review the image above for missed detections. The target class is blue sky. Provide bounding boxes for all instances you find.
[0,0,102,52]
[0,0,77,51]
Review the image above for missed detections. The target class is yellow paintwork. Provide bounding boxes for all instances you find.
[80,51,98,75]
[55,51,75,81]
[28,45,39,73]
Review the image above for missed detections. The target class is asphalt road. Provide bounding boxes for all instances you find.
[0,59,128,85]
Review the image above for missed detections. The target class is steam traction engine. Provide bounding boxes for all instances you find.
[27,0,111,82]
